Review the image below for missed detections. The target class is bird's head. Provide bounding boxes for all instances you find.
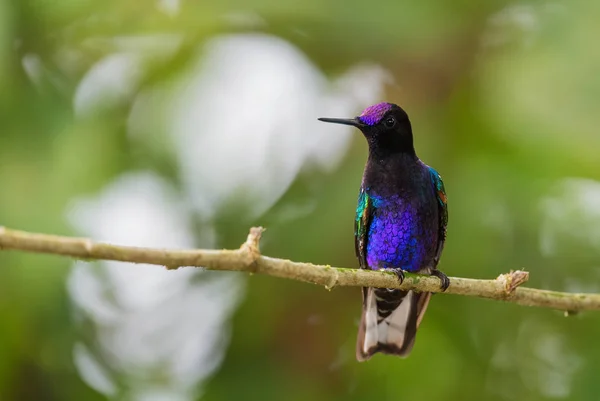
[319,102,415,157]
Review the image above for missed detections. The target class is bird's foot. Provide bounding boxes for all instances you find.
[381,267,405,284]
[430,269,450,292]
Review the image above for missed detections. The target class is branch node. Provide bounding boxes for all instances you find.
[83,238,94,255]
[324,266,339,291]
[240,226,264,271]
[497,270,529,295]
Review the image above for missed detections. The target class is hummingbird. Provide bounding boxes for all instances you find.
[318,102,449,361]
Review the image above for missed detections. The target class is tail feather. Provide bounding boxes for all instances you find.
[356,287,431,361]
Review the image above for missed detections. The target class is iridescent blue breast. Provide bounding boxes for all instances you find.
[365,194,437,272]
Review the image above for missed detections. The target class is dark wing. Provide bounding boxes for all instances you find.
[428,167,448,265]
[354,187,373,270]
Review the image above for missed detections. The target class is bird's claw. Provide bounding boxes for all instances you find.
[388,268,405,284]
[431,269,450,292]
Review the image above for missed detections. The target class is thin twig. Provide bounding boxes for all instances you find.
[0,226,598,312]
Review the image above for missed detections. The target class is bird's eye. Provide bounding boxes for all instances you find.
[384,116,396,128]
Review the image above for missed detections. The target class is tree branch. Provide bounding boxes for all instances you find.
[0,226,598,313]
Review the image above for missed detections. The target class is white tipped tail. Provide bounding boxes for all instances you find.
[356,288,431,361]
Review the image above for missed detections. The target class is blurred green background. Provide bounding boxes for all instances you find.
[1,0,600,400]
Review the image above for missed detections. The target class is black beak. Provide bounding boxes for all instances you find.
[318,117,365,128]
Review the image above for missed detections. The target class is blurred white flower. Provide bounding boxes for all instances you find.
[518,319,583,398]
[482,4,540,48]
[74,53,144,117]
[128,33,389,220]
[21,53,44,87]
[487,319,583,400]
[74,342,117,397]
[67,172,243,400]
[73,35,182,117]
[481,3,565,49]
[539,178,600,257]
[157,0,180,17]
[479,2,600,160]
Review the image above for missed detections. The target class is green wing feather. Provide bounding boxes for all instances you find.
[428,167,448,265]
[354,187,373,269]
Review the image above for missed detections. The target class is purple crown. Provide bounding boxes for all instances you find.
[358,102,393,126]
